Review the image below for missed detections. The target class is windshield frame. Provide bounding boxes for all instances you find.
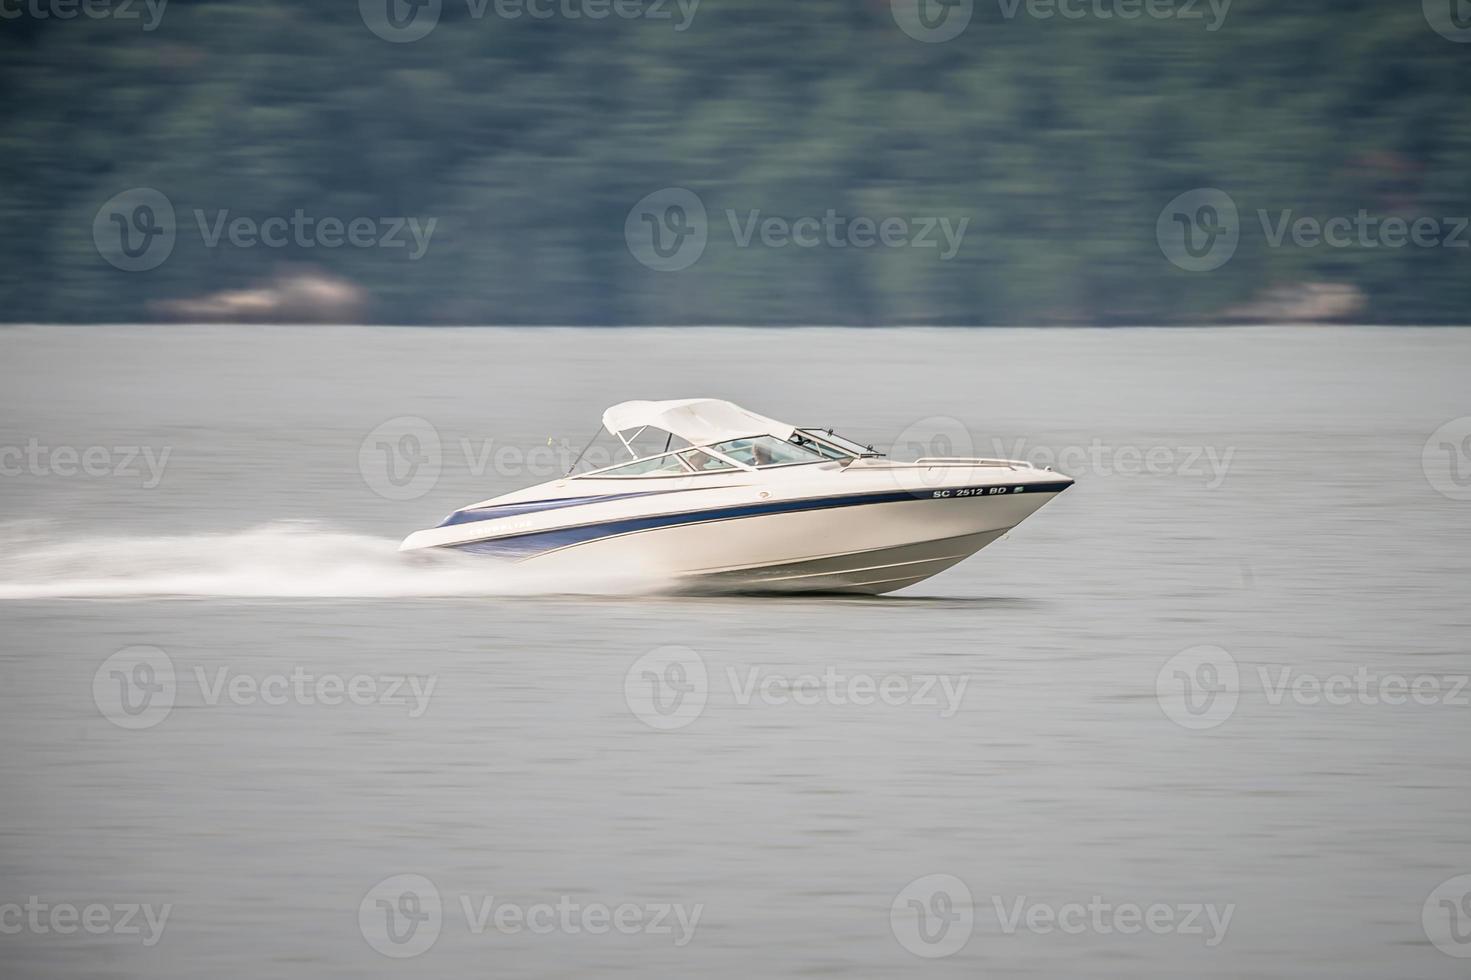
[571,431,843,478]
[794,427,882,459]
[705,435,830,470]
[571,441,751,479]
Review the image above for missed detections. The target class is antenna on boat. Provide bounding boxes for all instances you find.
[564,423,603,476]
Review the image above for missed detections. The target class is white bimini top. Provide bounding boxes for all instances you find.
[601,398,795,446]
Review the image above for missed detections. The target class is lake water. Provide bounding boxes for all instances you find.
[1,325,1468,979]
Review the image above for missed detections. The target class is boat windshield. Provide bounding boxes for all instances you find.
[680,448,738,472]
[795,427,879,458]
[708,436,826,468]
[598,454,691,476]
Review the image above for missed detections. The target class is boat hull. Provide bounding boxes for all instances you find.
[502,489,1065,595]
[673,529,1010,595]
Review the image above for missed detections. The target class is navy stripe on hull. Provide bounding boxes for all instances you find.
[437,489,688,528]
[450,480,1073,560]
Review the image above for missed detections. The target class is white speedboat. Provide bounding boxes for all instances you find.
[400,399,1072,595]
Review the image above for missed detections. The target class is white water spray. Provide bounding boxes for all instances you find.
[0,521,648,599]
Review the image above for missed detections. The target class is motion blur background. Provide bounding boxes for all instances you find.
[2,0,1469,326]
[4,4,1471,980]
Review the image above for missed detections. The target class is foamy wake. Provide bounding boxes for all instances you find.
[0,521,651,599]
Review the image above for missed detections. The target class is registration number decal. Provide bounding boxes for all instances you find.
[932,486,1026,498]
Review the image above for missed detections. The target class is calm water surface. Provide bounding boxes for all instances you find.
[1,326,1468,979]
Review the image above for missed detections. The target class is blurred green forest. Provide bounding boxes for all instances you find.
[1,0,1468,324]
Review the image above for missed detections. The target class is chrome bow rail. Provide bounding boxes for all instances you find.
[907,457,1036,469]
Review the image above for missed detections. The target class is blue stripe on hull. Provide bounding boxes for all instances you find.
[437,489,685,528]
[449,480,1073,560]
